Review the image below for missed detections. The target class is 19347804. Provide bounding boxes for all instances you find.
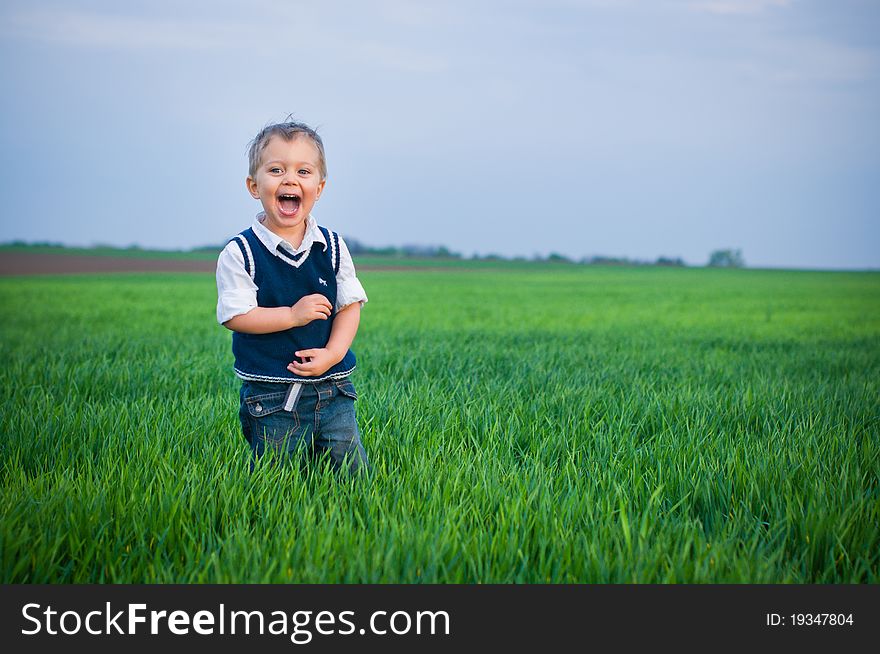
[766,613,854,627]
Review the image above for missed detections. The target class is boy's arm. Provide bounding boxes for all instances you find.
[334,235,368,313]
[287,302,360,376]
[224,296,332,334]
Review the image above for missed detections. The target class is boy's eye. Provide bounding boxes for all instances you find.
[298,169,311,175]
[269,167,282,174]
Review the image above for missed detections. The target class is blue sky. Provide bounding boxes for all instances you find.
[1,0,877,268]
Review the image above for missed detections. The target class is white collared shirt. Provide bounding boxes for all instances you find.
[216,212,368,324]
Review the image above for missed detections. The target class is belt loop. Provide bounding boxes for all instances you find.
[283,382,303,412]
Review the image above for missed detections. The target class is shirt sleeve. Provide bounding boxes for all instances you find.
[216,241,259,324]
[335,235,368,312]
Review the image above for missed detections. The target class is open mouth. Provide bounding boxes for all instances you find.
[277,193,301,216]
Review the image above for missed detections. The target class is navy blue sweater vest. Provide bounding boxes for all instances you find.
[230,227,356,383]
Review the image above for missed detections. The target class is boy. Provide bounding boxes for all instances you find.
[216,120,369,475]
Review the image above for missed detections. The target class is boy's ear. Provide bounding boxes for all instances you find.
[316,178,326,200]
[245,176,260,199]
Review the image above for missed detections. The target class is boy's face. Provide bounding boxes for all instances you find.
[246,135,326,240]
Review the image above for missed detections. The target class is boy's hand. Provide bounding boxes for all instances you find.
[288,348,343,377]
[289,294,332,327]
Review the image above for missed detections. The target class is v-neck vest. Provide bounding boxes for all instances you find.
[230,227,356,382]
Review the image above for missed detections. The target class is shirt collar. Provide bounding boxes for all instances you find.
[251,211,327,255]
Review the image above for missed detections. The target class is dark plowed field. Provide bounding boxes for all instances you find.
[0,252,216,275]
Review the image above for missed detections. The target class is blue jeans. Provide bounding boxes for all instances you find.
[238,377,369,476]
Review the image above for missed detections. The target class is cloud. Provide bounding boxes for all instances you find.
[760,37,879,83]
[1,7,243,50]
[329,39,448,73]
[689,0,793,15]
[1,4,449,73]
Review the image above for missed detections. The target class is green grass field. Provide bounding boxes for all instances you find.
[1,266,878,583]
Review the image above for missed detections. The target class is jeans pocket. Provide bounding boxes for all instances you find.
[244,390,300,444]
[334,379,358,401]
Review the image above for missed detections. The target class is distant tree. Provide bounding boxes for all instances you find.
[588,255,632,266]
[656,256,685,267]
[435,246,460,258]
[343,237,366,255]
[343,238,459,258]
[708,248,745,268]
[547,252,573,263]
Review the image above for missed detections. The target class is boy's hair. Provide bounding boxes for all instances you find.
[247,119,327,180]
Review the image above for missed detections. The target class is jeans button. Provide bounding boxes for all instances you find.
[255,403,262,413]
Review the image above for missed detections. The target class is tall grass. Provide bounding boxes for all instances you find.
[1,267,878,582]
